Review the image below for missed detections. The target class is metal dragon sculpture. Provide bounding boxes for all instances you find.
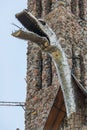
[12,9,87,117]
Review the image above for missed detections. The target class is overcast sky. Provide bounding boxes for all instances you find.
[0,1,27,130]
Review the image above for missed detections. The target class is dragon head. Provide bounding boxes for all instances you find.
[12,9,57,50]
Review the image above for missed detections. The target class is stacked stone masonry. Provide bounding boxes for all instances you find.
[25,0,87,130]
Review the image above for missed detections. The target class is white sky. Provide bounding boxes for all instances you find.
[0,1,27,130]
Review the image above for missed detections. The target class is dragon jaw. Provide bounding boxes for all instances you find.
[12,9,57,49]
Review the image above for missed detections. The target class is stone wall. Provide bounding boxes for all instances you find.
[25,0,87,130]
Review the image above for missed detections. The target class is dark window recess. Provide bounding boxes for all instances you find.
[46,56,52,87]
[80,52,85,87]
[45,0,52,14]
[71,0,85,20]
[71,0,78,15]
[36,51,43,89]
[79,0,85,20]
[42,53,52,87]
[36,0,43,18]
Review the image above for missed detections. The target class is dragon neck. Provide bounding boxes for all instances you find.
[45,38,76,117]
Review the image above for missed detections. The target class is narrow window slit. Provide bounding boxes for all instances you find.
[79,0,85,20]
[71,0,78,16]
[45,0,52,15]
[36,0,43,18]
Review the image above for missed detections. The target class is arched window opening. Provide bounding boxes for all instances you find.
[45,0,52,15]
[79,0,85,20]
[36,0,43,18]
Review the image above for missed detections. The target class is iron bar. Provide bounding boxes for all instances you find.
[0,101,25,110]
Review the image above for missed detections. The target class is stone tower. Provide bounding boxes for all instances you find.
[25,0,87,130]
